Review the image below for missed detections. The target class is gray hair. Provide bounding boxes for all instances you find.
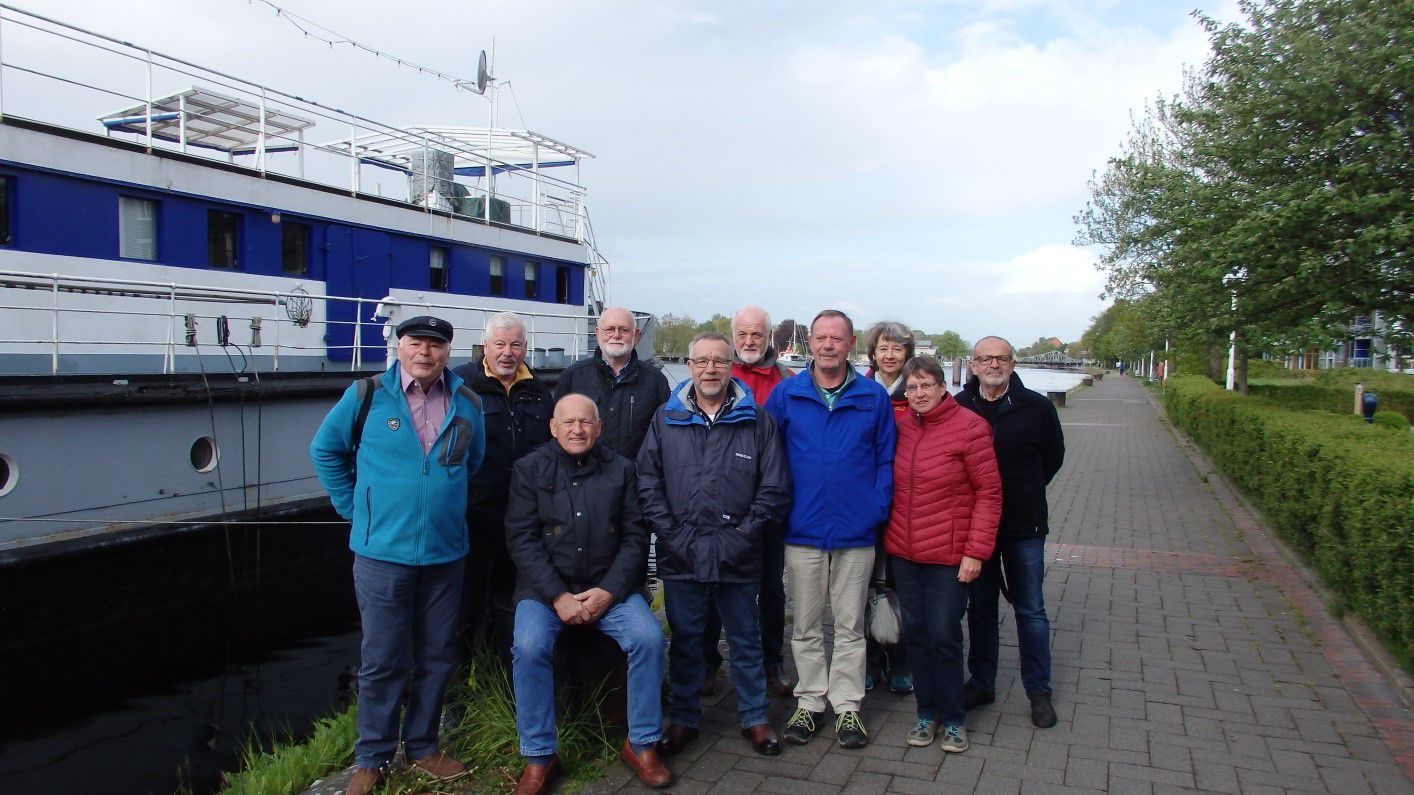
[971,335,1015,357]
[901,355,946,385]
[865,321,916,368]
[484,311,525,338]
[689,331,732,353]
[730,306,772,336]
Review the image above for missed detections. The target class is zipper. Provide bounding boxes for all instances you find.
[364,486,372,545]
[908,412,923,559]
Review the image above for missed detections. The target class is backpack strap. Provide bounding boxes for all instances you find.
[351,374,381,455]
[455,383,482,412]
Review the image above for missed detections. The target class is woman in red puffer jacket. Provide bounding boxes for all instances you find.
[885,355,1001,755]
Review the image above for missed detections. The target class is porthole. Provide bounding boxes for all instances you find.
[0,453,16,497]
[190,437,219,473]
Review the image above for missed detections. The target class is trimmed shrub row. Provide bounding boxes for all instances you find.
[1247,382,1414,423]
[1162,376,1414,665]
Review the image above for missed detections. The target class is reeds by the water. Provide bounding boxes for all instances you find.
[216,649,619,795]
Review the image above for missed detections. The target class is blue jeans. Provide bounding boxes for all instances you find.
[703,523,786,672]
[891,556,968,725]
[511,594,665,757]
[352,554,464,769]
[966,536,1052,696]
[665,579,768,729]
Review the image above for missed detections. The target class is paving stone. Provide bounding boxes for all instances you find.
[563,376,1414,795]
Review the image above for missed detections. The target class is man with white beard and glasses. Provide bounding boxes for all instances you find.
[554,306,669,460]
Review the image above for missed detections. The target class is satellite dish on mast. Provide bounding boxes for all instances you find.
[475,50,491,94]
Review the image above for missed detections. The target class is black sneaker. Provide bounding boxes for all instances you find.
[835,710,869,749]
[962,681,995,710]
[1029,692,1057,728]
[783,707,824,744]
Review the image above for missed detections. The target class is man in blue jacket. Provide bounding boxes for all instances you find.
[764,310,896,749]
[638,332,792,759]
[310,316,485,795]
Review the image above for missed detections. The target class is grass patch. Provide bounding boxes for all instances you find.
[218,648,620,795]
[218,706,357,795]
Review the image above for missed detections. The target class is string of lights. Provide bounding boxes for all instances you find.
[247,0,488,96]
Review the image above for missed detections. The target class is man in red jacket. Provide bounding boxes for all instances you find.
[694,306,798,699]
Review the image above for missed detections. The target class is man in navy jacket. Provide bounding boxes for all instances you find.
[764,310,895,750]
[955,335,1065,730]
[638,332,792,758]
[310,316,485,795]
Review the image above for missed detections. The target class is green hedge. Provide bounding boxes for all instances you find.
[1162,376,1414,665]
[1247,382,1414,422]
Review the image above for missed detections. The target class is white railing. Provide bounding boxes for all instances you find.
[0,267,591,375]
[0,3,590,242]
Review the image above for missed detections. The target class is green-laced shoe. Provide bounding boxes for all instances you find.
[783,707,824,745]
[906,718,937,747]
[835,710,869,749]
[940,724,970,753]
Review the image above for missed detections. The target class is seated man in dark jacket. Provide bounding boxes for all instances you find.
[637,332,792,758]
[504,394,672,794]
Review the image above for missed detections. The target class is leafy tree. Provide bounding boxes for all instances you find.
[931,330,970,360]
[1077,0,1413,391]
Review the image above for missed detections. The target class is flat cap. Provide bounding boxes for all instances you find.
[395,315,453,343]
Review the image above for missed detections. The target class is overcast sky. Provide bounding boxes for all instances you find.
[14,0,1233,345]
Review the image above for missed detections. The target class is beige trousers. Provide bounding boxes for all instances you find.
[785,543,875,713]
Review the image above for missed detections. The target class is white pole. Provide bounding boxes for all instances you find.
[257,88,268,175]
[349,123,358,196]
[1164,338,1171,381]
[0,8,6,122]
[178,93,187,154]
[532,141,541,233]
[144,49,154,152]
[1225,289,1238,391]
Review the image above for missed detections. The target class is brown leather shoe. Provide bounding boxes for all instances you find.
[513,757,561,795]
[410,750,466,780]
[346,767,384,795]
[656,723,699,757]
[620,739,675,788]
[741,724,782,756]
[765,665,795,697]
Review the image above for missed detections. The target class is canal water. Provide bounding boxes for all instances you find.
[0,510,361,795]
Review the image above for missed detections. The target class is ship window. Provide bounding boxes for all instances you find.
[119,196,158,260]
[524,261,538,299]
[0,175,11,246]
[281,221,310,275]
[0,453,16,497]
[430,246,449,291]
[556,266,570,304]
[489,256,504,295]
[207,210,240,269]
[190,436,219,473]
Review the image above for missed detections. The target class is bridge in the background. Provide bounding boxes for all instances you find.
[1017,350,1085,369]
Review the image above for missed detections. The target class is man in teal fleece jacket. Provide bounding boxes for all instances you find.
[310,315,485,795]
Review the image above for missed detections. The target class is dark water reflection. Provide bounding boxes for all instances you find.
[0,511,362,795]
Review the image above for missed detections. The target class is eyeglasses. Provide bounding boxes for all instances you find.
[687,357,731,369]
[972,355,1014,365]
[903,380,941,393]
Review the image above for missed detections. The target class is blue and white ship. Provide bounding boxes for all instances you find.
[0,4,638,564]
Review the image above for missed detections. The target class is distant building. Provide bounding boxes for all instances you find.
[1284,313,1407,372]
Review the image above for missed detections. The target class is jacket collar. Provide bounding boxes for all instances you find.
[664,377,757,426]
[595,347,640,381]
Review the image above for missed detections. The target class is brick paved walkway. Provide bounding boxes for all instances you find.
[581,374,1413,794]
